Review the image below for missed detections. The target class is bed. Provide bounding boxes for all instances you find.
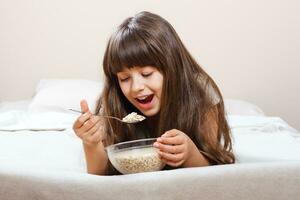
[0,79,300,200]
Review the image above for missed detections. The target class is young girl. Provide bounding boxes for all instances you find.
[73,11,235,175]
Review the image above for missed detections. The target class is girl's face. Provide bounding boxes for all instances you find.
[117,66,163,117]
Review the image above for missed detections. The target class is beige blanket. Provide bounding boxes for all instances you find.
[1,161,300,200]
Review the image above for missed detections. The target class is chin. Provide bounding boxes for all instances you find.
[143,112,156,117]
[141,108,160,117]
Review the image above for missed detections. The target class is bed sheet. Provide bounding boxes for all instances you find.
[1,100,300,200]
[1,127,299,174]
[0,99,31,112]
[0,100,300,170]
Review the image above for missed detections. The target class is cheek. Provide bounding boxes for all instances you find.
[152,77,163,96]
[153,84,162,97]
[119,84,131,98]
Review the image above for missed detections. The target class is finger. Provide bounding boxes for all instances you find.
[158,150,184,162]
[75,116,102,139]
[82,122,101,141]
[160,157,183,168]
[79,115,101,134]
[88,129,103,143]
[80,99,90,113]
[157,135,183,145]
[73,112,92,129]
[161,129,179,138]
[154,142,184,154]
[82,131,100,145]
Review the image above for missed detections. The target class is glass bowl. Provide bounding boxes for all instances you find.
[106,138,165,174]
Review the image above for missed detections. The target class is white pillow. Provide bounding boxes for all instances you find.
[29,79,103,113]
[224,99,265,116]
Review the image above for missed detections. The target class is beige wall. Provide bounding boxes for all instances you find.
[0,0,299,130]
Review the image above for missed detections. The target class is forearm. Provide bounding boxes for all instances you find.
[83,142,108,175]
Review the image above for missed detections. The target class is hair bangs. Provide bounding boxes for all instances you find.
[107,28,161,75]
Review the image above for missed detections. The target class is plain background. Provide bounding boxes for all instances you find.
[0,0,299,130]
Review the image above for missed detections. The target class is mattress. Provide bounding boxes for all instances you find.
[0,92,300,199]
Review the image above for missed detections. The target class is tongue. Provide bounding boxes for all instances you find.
[138,95,153,104]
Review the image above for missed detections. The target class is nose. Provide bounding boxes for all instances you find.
[131,75,145,93]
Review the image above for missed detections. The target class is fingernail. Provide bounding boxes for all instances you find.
[153,142,159,148]
[157,138,163,142]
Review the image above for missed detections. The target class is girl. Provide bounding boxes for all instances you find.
[73,11,235,175]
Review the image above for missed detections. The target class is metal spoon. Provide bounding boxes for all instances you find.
[68,109,145,124]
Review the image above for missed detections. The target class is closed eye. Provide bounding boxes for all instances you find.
[119,77,130,82]
[142,72,153,77]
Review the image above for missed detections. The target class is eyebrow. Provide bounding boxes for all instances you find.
[117,71,130,77]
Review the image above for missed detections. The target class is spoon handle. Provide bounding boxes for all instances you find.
[68,109,126,123]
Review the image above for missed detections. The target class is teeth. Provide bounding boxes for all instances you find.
[137,96,148,100]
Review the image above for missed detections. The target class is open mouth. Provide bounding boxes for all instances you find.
[136,94,154,104]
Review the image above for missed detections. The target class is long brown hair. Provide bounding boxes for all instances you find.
[96,11,234,165]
